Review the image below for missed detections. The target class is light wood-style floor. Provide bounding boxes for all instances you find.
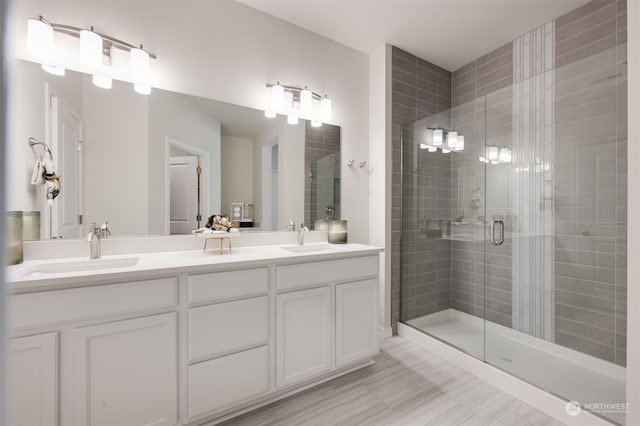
[219,336,565,426]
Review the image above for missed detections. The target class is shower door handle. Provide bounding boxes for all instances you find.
[490,220,505,245]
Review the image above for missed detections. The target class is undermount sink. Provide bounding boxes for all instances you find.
[21,257,140,276]
[281,244,337,253]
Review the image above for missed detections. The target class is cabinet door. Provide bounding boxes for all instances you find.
[7,332,58,426]
[336,279,378,367]
[276,286,331,387]
[72,313,177,426]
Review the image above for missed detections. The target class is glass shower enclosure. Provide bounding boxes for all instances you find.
[400,37,627,424]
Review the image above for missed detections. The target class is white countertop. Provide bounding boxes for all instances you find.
[7,242,383,293]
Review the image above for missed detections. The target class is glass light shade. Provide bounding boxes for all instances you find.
[499,147,511,163]
[419,143,429,150]
[41,64,65,76]
[427,145,437,152]
[447,131,458,148]
[320,96,332,121]
[425,129,434,146]
[479,156,486,163]
[441,148,451,154]
[287,115,299,125]
[92,74,112,89]
[311,120,322,127]
[264,110,276,118]
[488,146,499,160]
[300,89,312,114]
[134,82,151,95]
[130,47,150,82]
[455,135,464,151]
[27,19,53,59]
[80,30,103,68]
[271,83,285,109]
[433,129,443,146]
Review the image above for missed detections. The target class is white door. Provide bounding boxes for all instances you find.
[336,279,378,367]
[72,313,177,426]
[276,286,331,387]
[169,156,199,234]
[50,93,83,239]
[7,332,59,426]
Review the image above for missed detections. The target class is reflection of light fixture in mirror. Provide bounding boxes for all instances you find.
[26,16,156,94]
[433,129,443,146]
[300,88,312,114]
[480,146,511,164]
[92,74,112,89]
[447,131,458,149]
[488,146,499,161]
[456,135,464,151]
[265,82,332,126]
[499,147,512,163]
[320,96,332,121]
[441,148,451,154]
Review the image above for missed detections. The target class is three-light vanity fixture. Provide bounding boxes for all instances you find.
[265,82,332,127]
[27,15,155,94]
[419,127,465,153]
[479,146,512,164]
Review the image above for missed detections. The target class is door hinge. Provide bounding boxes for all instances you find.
[196,166,202,175]
[196,214,202,222]
[79,214,83,225]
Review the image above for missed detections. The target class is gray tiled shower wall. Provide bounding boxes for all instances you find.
[392,47,452,329]
[393,0,628,366]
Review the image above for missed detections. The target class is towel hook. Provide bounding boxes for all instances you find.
[29,137,53,158]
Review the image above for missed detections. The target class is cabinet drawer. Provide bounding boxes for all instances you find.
[188,345,269,419]
[277,256,378,291]
[9,278,177,329]
[188,296,268,361]
[188,268,268,303]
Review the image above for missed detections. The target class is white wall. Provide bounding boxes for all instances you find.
[221,136,254,216]
[82,76,149,236]
[7,0,370,242]
[626,1,639,424]
[148,89,221,235]
[368,43,392,334]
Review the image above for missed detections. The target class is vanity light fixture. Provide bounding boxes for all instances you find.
[479,146,512,165]
[26,15,156,94]
[265,82,332,126]
[422,127,464,154]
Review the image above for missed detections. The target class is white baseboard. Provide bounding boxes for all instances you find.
[398,323,613,426]
[379,326,393,339]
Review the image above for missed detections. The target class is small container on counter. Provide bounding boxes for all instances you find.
[328,219,348,244]
[7,211,24,265]
[23,210,41,241]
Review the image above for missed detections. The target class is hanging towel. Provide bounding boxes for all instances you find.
[30,155,45,185]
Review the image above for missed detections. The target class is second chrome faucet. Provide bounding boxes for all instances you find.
[297,223,309,245]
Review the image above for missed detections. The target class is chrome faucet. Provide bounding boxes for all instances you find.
[297,223,309,245]
[88,223,101,259]
[285,219,295,231]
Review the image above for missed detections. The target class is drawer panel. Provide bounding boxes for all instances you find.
[10,278,177,329]
[188,268,268,304]
[188,345,269,419]
[277,255,378,290]
[189,296,268,361]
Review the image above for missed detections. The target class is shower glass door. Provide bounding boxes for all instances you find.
[482,32,627,424]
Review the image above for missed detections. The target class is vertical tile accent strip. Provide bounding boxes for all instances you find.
[511,22,555,340]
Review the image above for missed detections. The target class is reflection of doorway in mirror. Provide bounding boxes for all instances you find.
[46,85,84,240]
[271,144,279,231]
[167,141,208,234]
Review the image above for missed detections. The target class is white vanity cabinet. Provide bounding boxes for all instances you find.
[7,244,381,426]
[7,332,59,426]
[275,255,379,388]
[71,313,178,426]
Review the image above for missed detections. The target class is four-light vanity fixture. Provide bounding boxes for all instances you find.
[27,15,155,94]
[419,127,465,153]
[265,82,332,127]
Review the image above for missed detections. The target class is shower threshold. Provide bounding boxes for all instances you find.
[405,309,626,425]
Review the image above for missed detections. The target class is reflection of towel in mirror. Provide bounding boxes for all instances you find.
[30,155,46,185]
[45,173,61,203]
[31,155,61,204]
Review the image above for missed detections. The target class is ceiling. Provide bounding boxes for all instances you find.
[238,0,590,71]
